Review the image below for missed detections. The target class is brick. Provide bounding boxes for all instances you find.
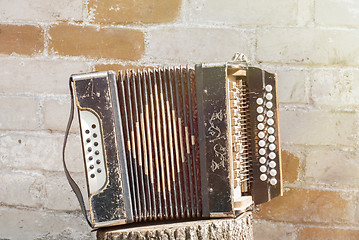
[0,170,45,208]
[0,207,93,239]
[257,28,359,66]
[0,96,39,130]
[0,0,84,22]
[0,24,43,56]
[255,187,354,224]
[281,150,300,183]
[88,0,181,24]
[146,28,255,63]
[279,110,357,146]
[306,148,359,187]
[297,0,314,26]
[311,68,359,107]
[354,193,359,223]
[0,133,83,173]
[42,98,80,133]
[278,69,308,103]
[0,58,89,94]
[44,173,88,211]
[315,0,359,27]
[253,220,298,240]
[263,66,308,103]
[187,0,297,26]
[48,24,144,60]
[299,226,359,240]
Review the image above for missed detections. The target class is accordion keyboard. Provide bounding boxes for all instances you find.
[228,69,252,206]
[79,110,107,194]
[254,84,279,185]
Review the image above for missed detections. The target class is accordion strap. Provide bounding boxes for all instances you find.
[62,78,92,228]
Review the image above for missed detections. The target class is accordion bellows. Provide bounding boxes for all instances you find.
[71,61,283,228]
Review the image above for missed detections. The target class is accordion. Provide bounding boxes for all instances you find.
[67,58,283,228]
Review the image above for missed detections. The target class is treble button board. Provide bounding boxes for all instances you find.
[79,110,107,194]
[256,84,278,186]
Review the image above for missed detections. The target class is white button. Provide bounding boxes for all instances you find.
[270,169,277,176]
[267,118,274,125]
[268,127,275,134]
[257,115,264,122]
[256,98,263,105]
[270,178,277,185]
[257,106,264,113]
[267,111,274,118]
[266,85,273,92]
[266,93,273,100]
[258,131,265,138]
[259,157,266,164]
[260,174,267,181]
[258,140,266,147]
[269,143,276,151]
[269,161,276,168]
[268,135,275,143]
[260,165,267,172]
[259,148,266,155]
[266,101,273,109]
[258,123,264,130]
[269,152,276,159]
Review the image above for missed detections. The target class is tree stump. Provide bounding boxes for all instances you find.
[97,212,253,240]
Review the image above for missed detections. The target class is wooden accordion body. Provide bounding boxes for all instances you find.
[71,61,283,228]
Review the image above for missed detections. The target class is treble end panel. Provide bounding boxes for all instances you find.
[197,64,233,217]
[246,67,283,205]
[72,71,133,227]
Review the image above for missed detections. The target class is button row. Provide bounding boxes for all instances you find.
[256,85,278,186]
[259,157,277,168]
[84,126,103,178]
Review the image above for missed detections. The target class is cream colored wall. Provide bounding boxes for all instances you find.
[0,0,359,239]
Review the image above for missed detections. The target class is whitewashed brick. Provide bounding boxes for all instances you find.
[187,0,297,26]
[42,98,80,133]
[297,0,314,26]
[0,133,83,173]
[0,170,45,207]
[0,171,87,212]
[0,207,93,239]
[257,28,359,66]
[44,173,88,211]
[280,110,358,146]
[315,0,359,27]
[263,66,308,103]
[0,58,89,94]
[253,220,298,240]
[0,0,84,22]
[146,28,255,63]
[0,96,39,130]
[277,69,307,103]
[306,148,359,187]
[311,68,359,107]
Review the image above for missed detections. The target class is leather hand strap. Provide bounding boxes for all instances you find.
[62,78,92,228]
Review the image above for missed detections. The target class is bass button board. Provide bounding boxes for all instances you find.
[79,110,107,194]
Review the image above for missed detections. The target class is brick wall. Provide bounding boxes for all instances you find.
[0,0,358,239]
